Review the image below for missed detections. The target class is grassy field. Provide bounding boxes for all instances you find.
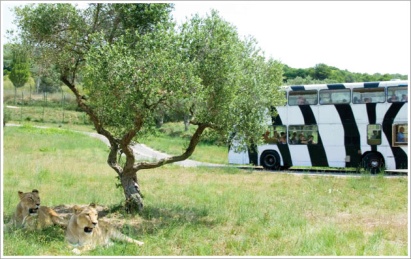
[3,109,228,164]
[2,125,409,256]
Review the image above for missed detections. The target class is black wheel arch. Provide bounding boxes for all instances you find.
[260,150,281,170]
[361,151,385,173]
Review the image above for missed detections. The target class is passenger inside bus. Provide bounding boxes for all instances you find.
[307,135,316,144]
[364,97,372,103]
[401,94,408,102]
[298,133,307,144]
[370,130,380,139]
[388,94,398,102]
[353,96,361,104]
[297,96,307,105]
[289,132,298,144]
[263,130,279,144]
[397,127,405,142]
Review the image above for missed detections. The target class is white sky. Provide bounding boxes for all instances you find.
[1,1,410,75]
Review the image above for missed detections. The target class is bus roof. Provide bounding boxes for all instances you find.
[281,80,408,91]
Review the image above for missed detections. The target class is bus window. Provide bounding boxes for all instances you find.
[288,90,318,106]
[353,88,385,104]
[262,125,287,144]
[288,125,318,145]
[367,124,382,145]
[388,86,408,103]
[319,89,350,105]
[262,127,278,144]
[393,124,408,146]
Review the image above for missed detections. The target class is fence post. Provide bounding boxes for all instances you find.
[62,93,65,124]
[42,92,45,122]
[20,91,23,122]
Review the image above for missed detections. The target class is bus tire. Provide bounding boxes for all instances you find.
[362,153,384,174]
[260,150,281,170]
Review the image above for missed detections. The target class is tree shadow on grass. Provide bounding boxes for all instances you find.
[100,203,215,236]
[50,203,215,237]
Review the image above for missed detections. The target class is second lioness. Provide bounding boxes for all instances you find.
[7,189,67,230]
[66,203,144,254]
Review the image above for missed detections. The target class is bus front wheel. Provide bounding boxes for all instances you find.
[362,153,384,174]
[260,150,281,170]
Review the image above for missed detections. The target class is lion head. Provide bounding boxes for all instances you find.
[18,189,41,215]
[72,203,99,235]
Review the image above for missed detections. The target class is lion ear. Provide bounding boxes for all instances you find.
[72,205,82,215]
[18,191,24,199]
[89,203,96,208]
[32,189,39,194]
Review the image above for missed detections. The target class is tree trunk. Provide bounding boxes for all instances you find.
[120,170,144,214]
[36,76,41,94]
[155,115,163,128]
[183,114,190,131]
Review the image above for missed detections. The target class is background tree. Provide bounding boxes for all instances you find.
[8,45,31,104]
[285,76,338,85]
[3,44,13,76]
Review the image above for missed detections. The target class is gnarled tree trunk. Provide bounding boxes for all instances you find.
[120,170,144,214]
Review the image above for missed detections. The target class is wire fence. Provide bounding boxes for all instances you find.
[3,89,90,126]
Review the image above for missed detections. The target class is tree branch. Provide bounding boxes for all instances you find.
[120,116,144,171]
[135,124,207,170]
[60,75,123,175]
[92,3,101,33]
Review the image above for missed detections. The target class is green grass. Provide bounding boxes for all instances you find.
[2,125,408,256]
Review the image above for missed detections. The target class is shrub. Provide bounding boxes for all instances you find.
[3,108,12,126]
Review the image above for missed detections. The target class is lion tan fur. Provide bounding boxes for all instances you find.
[6,189,67,230]
[65,203,144,254]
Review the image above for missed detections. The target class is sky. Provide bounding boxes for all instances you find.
[1,1,410,75]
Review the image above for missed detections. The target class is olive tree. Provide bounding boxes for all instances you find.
[13,4,284,213]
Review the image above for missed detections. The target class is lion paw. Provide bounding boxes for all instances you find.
[72,248,81,255]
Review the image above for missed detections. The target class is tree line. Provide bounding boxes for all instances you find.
[4,43,407,95]
[283,63,407,85]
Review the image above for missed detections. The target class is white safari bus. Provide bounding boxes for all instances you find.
[229,80,409,173]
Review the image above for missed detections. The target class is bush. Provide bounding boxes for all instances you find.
[3,108,12,126]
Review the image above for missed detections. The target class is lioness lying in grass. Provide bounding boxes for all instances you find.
[65,203,144,254]
[6,189,67,230]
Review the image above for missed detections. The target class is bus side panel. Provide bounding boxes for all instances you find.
[382,102,408,169]
[288,145,312,167]
[228,149,250,165]
[379,145,396,170]
[317,123,346,167]
[317,106,346,166]
[286,106,304,125]
[317,105,344,124]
